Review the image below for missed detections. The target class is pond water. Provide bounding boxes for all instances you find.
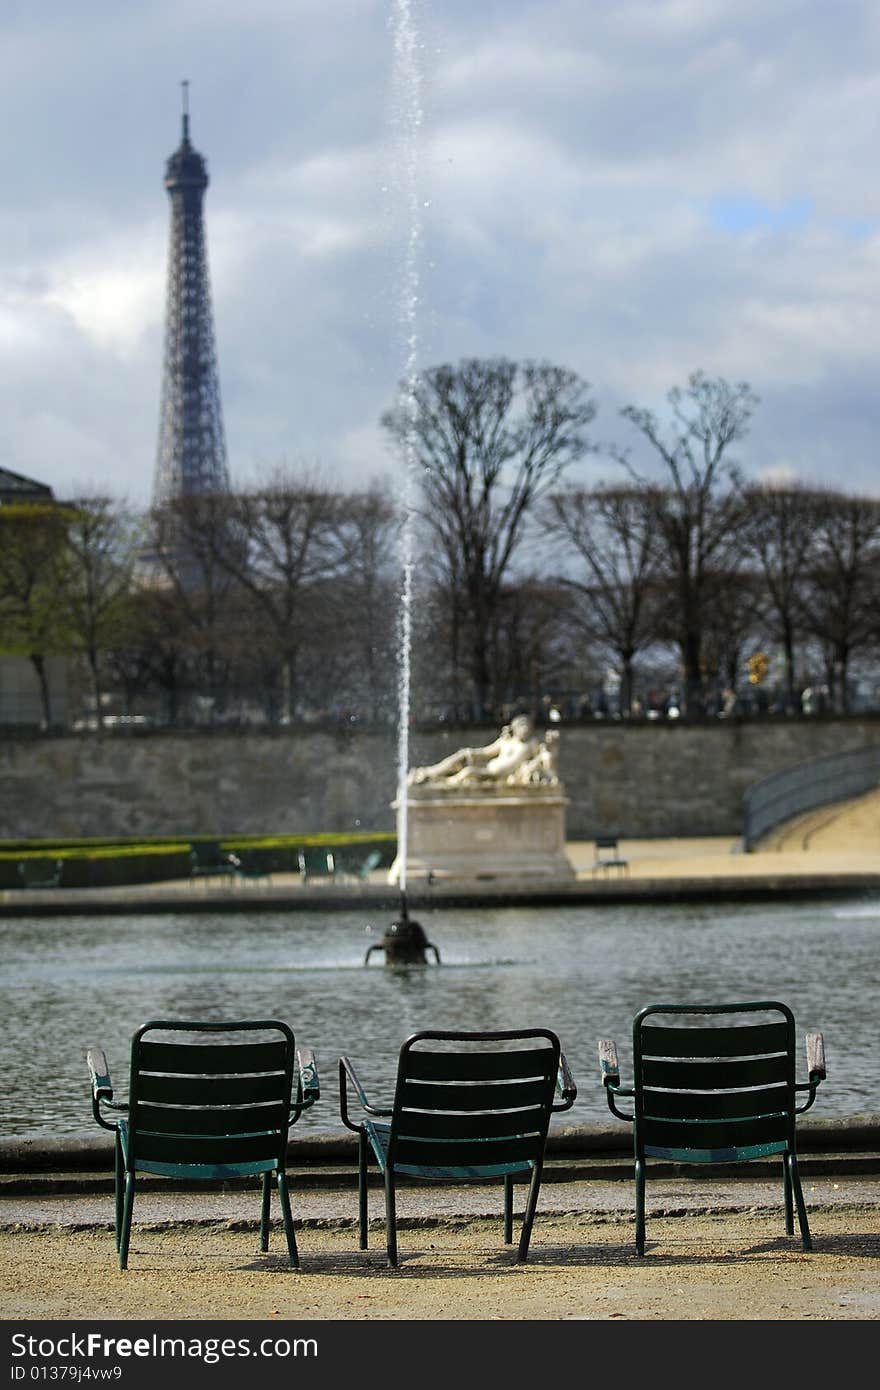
[2,895,878,1139]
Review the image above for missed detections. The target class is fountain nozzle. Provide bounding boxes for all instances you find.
[364,890,441,966]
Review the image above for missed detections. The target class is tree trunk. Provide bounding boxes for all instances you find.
[620,655,635,717]
[282,650,298,723]
[782,627,797,713]
[88,649,104,730]
[29,653,52,729]
[681,632,703,717]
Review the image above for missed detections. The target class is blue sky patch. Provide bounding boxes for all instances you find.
[707,196,814,234]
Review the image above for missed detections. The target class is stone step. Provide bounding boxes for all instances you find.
[2,1147,878,1199]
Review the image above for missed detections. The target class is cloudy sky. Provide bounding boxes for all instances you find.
[2,0,879,508]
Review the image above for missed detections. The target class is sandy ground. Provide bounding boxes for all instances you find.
[570,785,880,878]
[1,1206,878,1322]
[759,785,880,854]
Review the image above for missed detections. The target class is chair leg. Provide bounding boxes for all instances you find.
[782,1153,794,1235]
[384,1167,398,1268]
[358,1130,369,1250]
[260,1171,272,1252]
[118,1171,135,1271]
[787,1154,812,1251]
[114,1135,124,1251]
[517,1162,543,1263]
[276,1171,299,1268]
[635,1156,646,1256]
[503,1175,514,1245]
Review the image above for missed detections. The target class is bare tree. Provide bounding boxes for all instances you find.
[740,484,821,710]
[615,370,758,715]
[382,357,597,716]
[211,470,349,721]
[699,566,768,711]
[328,482,398,723]
[799,489,880,712]
[480,576,576,719]
[56,495,140,727]
[148,492,244,717]
[541,484,662,715]
[0,502,69,725]
[103,582,192,725]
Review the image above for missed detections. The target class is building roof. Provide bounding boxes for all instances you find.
[0,467,55,505]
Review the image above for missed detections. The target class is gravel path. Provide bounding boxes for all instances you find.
[2,1206,878,1322]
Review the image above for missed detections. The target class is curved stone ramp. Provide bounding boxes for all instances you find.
[758,786,880,853]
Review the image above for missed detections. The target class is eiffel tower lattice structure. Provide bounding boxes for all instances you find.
[153,83,230,504]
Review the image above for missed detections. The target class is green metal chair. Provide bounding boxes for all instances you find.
[188,841,241,881]
[340,1028,577,1267]
[87,1019,319,1270]
[337,848,383,881]
[296,847,337,882]
[233,848,273,885]
[598,1000,826,1254]
[17,857,63,889]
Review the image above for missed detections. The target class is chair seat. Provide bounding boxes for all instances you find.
[644,1139,789,1163]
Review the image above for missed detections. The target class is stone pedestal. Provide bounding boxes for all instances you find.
[388,789,576,883]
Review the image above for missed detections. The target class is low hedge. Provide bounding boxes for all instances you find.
[1,833,396,891]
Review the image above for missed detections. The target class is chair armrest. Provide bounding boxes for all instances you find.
[806,1032,826,1083]
[87,1048,113,1102]
[86,1047,126,1131]
[598,1039,620,1088]
[552,1050,577,1111]
[795,1031,827,1113]
[597,1039,635,1122]
[338,1055,392,1131]
[291,1047,320,1118]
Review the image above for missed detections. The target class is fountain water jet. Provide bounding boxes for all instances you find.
[379,0,432,960]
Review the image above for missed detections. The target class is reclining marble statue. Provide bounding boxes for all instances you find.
[391,715,573,882]
[407,715,560,789]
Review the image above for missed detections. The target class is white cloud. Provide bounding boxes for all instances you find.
[42,244,165,354]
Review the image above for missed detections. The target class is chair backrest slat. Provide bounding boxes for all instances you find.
[639,1056,789,1089]
[641,1112,789,1153]
[137,1039,288,1074]
[135,1101,289,1137]
[643,1084,788,1122]
[136,1072,286,1105]
[398,1077,551,1112]
[641,1054,789,1090]
[397,1106,546,1141]
[641,1021,789,1058]
[392,1134,542,1170]
[133,1131,284,1167]
[403,1046,557,1083]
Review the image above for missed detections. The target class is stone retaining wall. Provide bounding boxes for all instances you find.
[2,718,879,841]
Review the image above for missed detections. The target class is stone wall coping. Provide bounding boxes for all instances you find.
[1,1115,878,1171]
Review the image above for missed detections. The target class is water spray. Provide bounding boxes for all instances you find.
[365,0,443,966]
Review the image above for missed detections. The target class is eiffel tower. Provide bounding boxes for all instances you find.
[153,83,229,503]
